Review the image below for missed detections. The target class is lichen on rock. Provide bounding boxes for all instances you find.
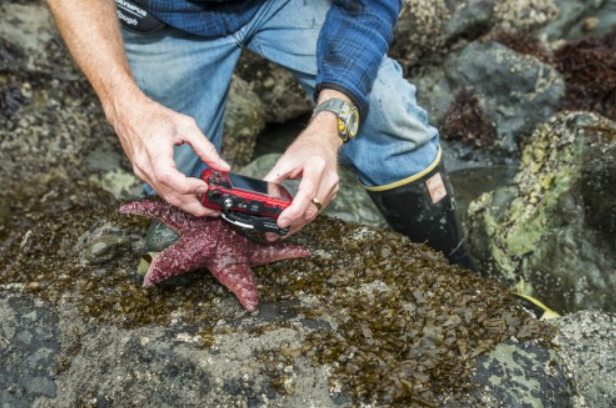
[467,111,616,313]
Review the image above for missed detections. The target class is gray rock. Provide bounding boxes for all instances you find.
[221,75,267,167]
[145,220,179,252]
[467,112,616,313]
[237,154,387,229]
[391,0,558,66]
[464,341,573,408]
[553,311,616,408]
[543,0,616,40]
[236,52,313,124]
[76,221,134,265]
[0,296,60,408]
[415,41,565,157]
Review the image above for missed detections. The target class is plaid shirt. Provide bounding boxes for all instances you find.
[145,0,402,117]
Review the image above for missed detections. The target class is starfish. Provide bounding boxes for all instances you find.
[120,201,309,312]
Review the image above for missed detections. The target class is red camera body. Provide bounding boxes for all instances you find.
[200,170,293,218]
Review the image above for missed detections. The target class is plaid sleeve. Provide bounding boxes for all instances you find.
[314,0,402,119]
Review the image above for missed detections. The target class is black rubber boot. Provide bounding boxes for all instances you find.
[367,159,477,271]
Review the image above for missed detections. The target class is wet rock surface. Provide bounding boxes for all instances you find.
[0,181,564,407]
[221,75,267,167]
[553,311,616,408]
[467,112,616,314]
[543,0,616,40]
[414,41,565,159]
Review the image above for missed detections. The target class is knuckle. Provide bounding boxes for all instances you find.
[331,174,340,186]
[154,169,171,184]
[166,195,182,207]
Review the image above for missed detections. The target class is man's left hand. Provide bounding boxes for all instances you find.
[263,106,343,240]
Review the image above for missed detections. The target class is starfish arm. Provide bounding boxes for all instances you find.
[248,241,310,266]
[119,200,198,234]
[143,236,215,288]
[207,260,259,312]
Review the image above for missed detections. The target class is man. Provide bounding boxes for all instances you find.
[47,0,475,270]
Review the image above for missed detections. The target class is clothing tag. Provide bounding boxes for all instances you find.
[426,172,447,204]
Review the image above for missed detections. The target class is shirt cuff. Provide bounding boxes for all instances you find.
[314,82,368,121]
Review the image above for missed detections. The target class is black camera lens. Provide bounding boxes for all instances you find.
[209,189,222,201]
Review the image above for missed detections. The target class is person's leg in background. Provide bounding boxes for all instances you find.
[121,27,243,194]
[245,0,476,270]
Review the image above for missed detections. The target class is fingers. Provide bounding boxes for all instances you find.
[158,186,221,218]
[278,161,325,229]
[181,118,231,172]
[264,163,290,184]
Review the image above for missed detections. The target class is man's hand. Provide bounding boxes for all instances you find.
[47,0,227,217]
[110,93,230,217]
[264,90,349,239]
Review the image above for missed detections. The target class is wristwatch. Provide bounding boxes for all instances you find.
[312,98,360,143]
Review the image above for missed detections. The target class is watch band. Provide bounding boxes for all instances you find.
[312,98,360,143]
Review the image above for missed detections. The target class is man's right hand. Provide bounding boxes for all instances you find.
[47,0,228,217]
[109,93,230,217]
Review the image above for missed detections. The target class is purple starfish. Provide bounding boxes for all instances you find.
[120,201,309,312]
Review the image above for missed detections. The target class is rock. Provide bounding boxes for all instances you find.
[0,180,568,407]
[543,0,616,40]
[221,75,267,167]
[76,221,134,265]
[237,154,387,229]
[235,52,313,124]
[0,296,60,408]
[86,147,142,200]
[553,311,616,408]
[0,2,55,54]
[145,220,179,252]
[0,40,117,196]
[463,340,573,408]
[391,0,558,67]
[415,41,565,158]
[467,112,616,313]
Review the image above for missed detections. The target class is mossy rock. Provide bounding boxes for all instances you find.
[467,111,616,313]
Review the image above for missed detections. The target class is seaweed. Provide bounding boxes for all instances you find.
[442,87,495,147]
[488,30,552,64]
[555,25,616,119]
[0,179,555,407]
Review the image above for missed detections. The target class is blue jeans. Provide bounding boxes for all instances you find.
[122,0,440,193]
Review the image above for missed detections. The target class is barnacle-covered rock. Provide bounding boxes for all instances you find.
[0,179,571,407]
[552,311,616,408]
[221,75,267,167]
[467,111,616,313]
[390,0,557,68]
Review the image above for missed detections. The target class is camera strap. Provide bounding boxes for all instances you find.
[115,0,167,34]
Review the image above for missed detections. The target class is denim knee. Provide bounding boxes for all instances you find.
[340,57,440,188]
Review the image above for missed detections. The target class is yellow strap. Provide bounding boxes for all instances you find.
[363,147,442,192]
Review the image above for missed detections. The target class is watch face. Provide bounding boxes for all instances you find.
[348,107,359,138]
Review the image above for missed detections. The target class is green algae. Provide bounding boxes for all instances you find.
[0,179,555,407]
[467,112,616,313]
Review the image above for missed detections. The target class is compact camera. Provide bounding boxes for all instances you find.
[200,170,293,235]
